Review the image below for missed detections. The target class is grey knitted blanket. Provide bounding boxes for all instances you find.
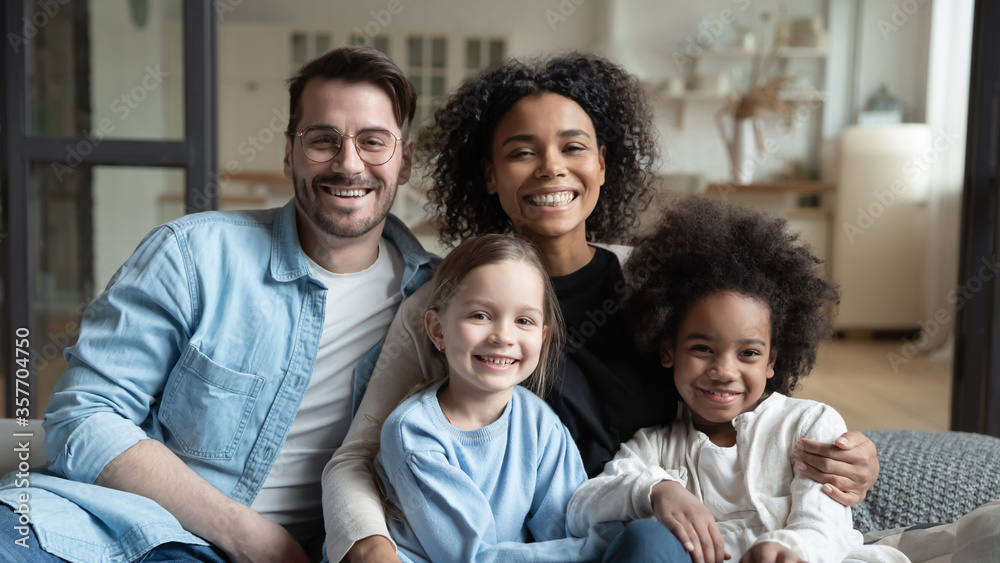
[852,430,1000,534]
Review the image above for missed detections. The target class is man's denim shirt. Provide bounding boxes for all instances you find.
[0,201,438,563]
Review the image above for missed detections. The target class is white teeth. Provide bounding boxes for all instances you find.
[478,356,515,367]
[707,390,737,397]
[529,192,575,206]
[330,189,367,197]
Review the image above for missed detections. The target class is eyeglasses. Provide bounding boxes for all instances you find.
[294,126,403,166]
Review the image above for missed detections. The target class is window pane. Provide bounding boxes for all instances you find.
[489,40,505,66]
[31,164,185,415]
[351,35,388,55]
[431,76,445,97]
[29,0,185,140]
[411,76,423,96]
[466,39,481,70]
[413,105,427,131]
[431,37,446,68]
[407,37,423,67]
[292,33,308,65]
[315,33,331,55]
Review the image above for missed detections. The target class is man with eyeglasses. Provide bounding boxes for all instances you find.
[0,46,437,563]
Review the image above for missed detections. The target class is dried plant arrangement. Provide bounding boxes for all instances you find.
[716,48,796,183]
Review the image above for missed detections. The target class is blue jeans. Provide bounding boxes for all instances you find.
[0,505,230,562]
[603,519,692,563]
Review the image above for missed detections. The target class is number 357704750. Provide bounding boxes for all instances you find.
[14,328,31,417]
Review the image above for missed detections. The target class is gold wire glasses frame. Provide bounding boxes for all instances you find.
[294,125,403,166]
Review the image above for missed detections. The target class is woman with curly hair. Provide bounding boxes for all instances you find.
[418,52,677,480]
[322,53,878,563]
[568,196,907,563]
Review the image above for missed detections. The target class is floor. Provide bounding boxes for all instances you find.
[795,339,952,432]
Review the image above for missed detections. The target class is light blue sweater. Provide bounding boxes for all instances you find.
[377,381,605,562]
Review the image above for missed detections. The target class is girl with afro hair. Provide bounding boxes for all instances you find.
[323,54,879,563]
[568,196,907,563]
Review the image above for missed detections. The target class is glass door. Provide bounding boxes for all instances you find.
[1,0,218,417]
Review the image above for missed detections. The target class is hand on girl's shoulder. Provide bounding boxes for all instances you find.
[770,394,849,444]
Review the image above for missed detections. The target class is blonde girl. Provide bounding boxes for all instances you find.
[374,234,605,562]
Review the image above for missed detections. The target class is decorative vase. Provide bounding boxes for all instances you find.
[730,118,756,185]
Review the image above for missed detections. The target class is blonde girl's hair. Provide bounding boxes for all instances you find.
[426,233,565,398]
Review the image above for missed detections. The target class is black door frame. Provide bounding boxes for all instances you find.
[953,0,1000,436]
[0,0,218,417]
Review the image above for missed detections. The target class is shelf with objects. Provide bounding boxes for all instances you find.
[654,12,829,130]
[652,47,828,129]
[658,11,835,262]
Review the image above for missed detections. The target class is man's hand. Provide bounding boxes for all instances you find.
[346,535,400,563]
[650,480,730,563]
[740,541,803,563]
[217,505,310,563]
[794,431,879,507]
[96,439,309,563]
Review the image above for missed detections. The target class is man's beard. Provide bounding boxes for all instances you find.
[293,171,396,239]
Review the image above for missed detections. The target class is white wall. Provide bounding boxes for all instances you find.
[854,0,932,123]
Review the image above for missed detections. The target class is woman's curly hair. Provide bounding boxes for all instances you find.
[621,196,841,395]
[420,52,659,247]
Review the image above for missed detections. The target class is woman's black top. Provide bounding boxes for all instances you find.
[546,247,679,477]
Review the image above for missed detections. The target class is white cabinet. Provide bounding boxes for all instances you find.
[830,125,931,330]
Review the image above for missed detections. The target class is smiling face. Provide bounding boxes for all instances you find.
[425,260,548,407]
[485,93,606,247]
[284,78,411,244]
[661,291,777,446]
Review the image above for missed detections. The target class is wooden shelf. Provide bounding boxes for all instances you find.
[659,91,726,101]
[706,180,835,196]
[658,90,828,103]
[701,47,828,58]
[158,193,270,206]
[156,171,292,210]
[226,171,291,186]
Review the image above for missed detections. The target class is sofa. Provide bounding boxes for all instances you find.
[2,421,997,560]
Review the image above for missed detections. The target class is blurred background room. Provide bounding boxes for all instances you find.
[1,0,982,434]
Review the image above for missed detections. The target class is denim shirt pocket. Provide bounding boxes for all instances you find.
[160,345,265,460]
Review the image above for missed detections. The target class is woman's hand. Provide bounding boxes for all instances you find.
[740,541,803,563]
[650,480,730,563]
[346,535,401,563]
[794,431,879,506]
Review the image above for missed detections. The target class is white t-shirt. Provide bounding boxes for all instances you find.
[251,239,405,526]
[698,438,767,556]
